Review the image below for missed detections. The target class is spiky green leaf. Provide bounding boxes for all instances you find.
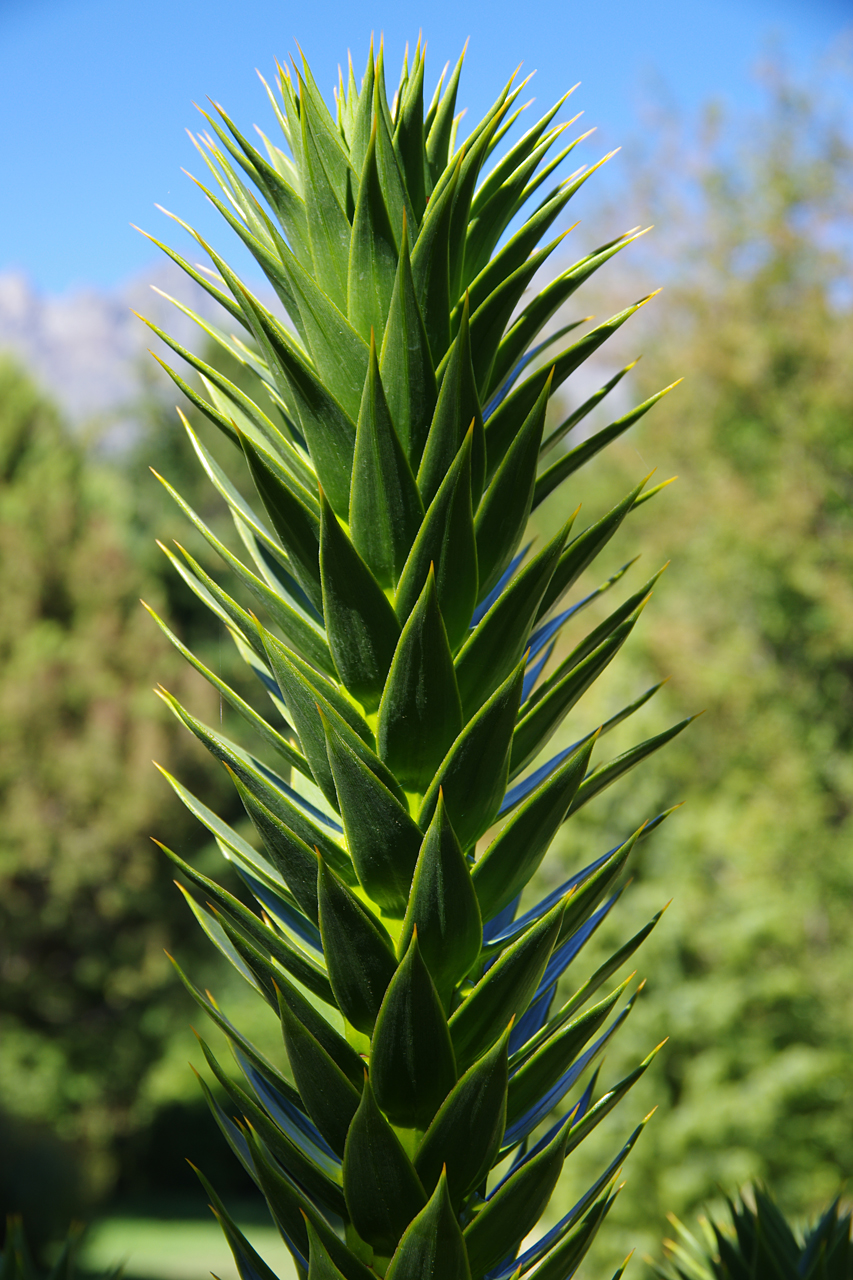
[371,933,457,1130]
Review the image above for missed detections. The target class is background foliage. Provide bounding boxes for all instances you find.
[536,65,853,1274]
[0,58,850,1275]
[0,357,255,1235]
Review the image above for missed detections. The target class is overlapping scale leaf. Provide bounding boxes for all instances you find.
[147,37,689,1280]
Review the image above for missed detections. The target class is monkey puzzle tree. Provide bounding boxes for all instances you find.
[144,38,688,1280]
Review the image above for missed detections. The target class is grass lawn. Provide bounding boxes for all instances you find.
[81,1214,297,1280]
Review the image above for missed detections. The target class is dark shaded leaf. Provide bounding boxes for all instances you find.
[417,294,485,507]
[275,975,364,1093]
[169,954,302,1108]
[454,517,570,718]
[462,1112,572,1277]
[371,933,457,1130]
[414,1025,509,1206]
[448,898,564,1072]
[320,489,402,712]
[239,429,322,611]
[418,661,524,851]
[342,1078,427,1257]
[528,1181,621,1280]
[259,626,403,807]
[379,214,438,470]
[196,1035,346,1216]
[304,1219,352,1280]
[472,736,596,923]
[195,1158,305,1280]
[385,1171,472,1280]
[230,773,321,923]
[347,121,399,341]
[507,979,632,1127]
[398,792,482,1005]
[322,711,423,914]
[556,830,643,947]
[474,376,553,600]
[560,908,667,1024]
[526,569,664,714]
[280,997,361,1155]
[562,1042,665,1160]
[468,232,567,397]
[510,617,638,775]
[216,263,359,516]
[348,336,423,589]
[317,859,397,1036]
[377,567,463,795]
[394,428,478,652]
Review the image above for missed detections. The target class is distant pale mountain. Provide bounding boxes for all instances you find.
[0,261,227,428]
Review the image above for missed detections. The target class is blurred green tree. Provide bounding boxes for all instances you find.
[0,357,245,1228]
[536,65,853,1274]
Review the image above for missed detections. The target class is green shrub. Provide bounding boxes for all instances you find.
[650,1186,853,1279]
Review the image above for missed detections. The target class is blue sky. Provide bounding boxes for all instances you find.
[1,0,850,293]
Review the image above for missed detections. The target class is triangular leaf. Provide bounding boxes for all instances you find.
[371,932,457,1130]
[417,294,485,506]
[448,898,565,1072]
[418,660,524,852]
[398,792,482,1005]
[342,1078,428,1258]
[347,121,399,341]
[395,428,478,652]
[472,735,597,923]
[317,859,397,1036]
[474,376,552,600]
[379,214,438,470]
[414,1025,509,1206]
[348,337,424,589]
[377,568,463,795]
[280,997,362,1155]
[385,1171,472,1280]
[322,711,423,914]
[320,489,402,712]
